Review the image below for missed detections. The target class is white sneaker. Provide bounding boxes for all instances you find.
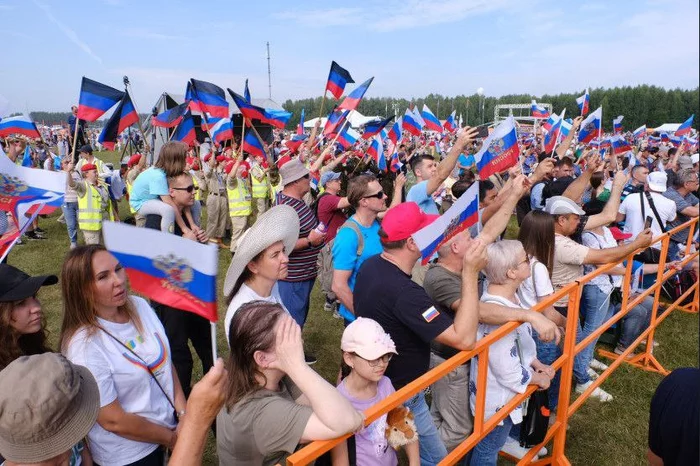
[587,368,599,380]
[500,437,539,460]
[589,359,609,371]
[576,381,613,402]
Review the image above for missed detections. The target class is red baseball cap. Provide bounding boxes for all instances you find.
[381,202,439,242]
[80,163,97,173]
[127,154,142,168]
[609,227,632,241]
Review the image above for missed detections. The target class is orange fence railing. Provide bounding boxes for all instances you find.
[286,218,698,466]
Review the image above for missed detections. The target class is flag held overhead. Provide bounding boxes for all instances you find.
[189,79,229,119]
[325,61,355,100]
[152,103,189,128]
[0,115,41,139]
[77,77,125,122]
[421,105,443,133]
[98,92,139,150]
[337,77,374,111]
[473,116,520,179]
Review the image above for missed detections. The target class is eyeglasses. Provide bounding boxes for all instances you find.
[363,190,386,200]
[172,185,196,193]
[355,353,393,367]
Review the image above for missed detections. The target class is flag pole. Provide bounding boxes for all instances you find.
[123,77,151,155]
[240,116,247,159]
[210,322,218,361]
[71,118,80,164]
[318,93,327,120]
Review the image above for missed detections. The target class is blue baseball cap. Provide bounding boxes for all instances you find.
[320,171,341,187]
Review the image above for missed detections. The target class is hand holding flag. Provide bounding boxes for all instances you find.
[473,116,520,179]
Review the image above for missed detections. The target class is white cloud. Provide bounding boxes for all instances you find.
[33,0,103,64]
[121,28,186,41]
[275,7,363,27]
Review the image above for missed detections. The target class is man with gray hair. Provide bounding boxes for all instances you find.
[663,168,699,258]
[423,175,560,456]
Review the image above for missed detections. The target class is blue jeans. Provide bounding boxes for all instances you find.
[404,391,447,465]
[610,296,653,348]
[277,278,315,327]
[469,416,514,466]
[578,285,613,373]
[62,202,78,245]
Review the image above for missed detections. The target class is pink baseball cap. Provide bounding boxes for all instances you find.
[381,202,439,242]
[341,317,398,360]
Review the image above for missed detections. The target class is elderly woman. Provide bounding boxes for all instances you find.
[223,205,300,343]
[469,240,554,466]
[217,301,365,465]
[60,245,186,466]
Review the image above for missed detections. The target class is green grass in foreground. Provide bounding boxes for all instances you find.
[8,150,698,465]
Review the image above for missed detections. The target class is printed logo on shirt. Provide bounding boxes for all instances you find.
[422,306,440,322]
[121,332,169,376]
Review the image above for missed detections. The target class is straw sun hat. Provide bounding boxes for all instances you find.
[223,205,300,297]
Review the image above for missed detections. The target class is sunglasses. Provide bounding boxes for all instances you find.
[172,185,196,193]
[363,190,385,200]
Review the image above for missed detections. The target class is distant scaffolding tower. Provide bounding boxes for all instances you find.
[494,103,552,131]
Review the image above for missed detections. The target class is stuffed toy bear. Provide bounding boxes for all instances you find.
[384,406,417,450]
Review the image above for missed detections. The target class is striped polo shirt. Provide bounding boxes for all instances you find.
[276,192,323,282]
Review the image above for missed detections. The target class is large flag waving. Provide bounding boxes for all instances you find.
[337,77,374,111]
[77,77,125,121]
[323,108,350,136]
[413,181,479,264]
[421,105,443,133]
[172,110,196,146]
[473,116,520,179]
[675,114,695,136]
[189,79,229,119]
[98,92,139,150]
[387,117,403,145]
[576,89,589,116]
[0,152,65,221]
[242,130,266,158]
[578,107,602,144]
[103,222,218,322]
[0,115,41,139]
[152,103,189,128]
[362,116,393,139]
[402,108,422,136]
[229,90,267,121]
[325,61,355,99]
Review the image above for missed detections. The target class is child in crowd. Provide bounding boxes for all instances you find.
[333,317,420,466]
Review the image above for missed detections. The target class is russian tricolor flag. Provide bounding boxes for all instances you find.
[675,114,694,136]
[152,103,188,128]
[611,135,632,154]
[362,116,393,139]
[0,115,41,139]
[560,118,573,138]
[189,79,229,119]
[578,107,602,144]
[633,125,646,139]
[77,77,125,122]
[297,108,305,135]
[544,110,564,154]
[542,113,557,132]
[576,89,589,116]
[98,92,140,150]
[323,107,349,136]
[613,115,624,134]
[210,118,234,145]
[325,61,355,100]
[172,110,197,146]
[367,136,386,171]
[337,127,359,150]
[531,100,549,119]
[338,77,374,111]
[420,105,443,133]
[443,110,457,133]
[473,116,520,179]
[387,117,403,144]
[402,109,422,136]
[103,221,218,322]
[412,181,479,265]
[242,130,266,158]
[389,151,403,173]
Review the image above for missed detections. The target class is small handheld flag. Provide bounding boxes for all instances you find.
[578,107,602,144]
[576,89,589,116]
[325,61,355,100]
[102,221,219,322]
[633,125,647,140]
[412,181,479,265]
[544,109,565,154]
[421,105,443,133]
[531,100,549,119]
[210,118,234,145]
[610,134,632,155]
[337,77,374,111]
[613,115,624,134]
[323,108,349,136]
[337,127,359,150]
[77,77,125,122]
[402,108,422,136]
[387,117,403,145]
[675,114,695,136]
[473,116,520,179]
[443,111,457,133]
[0,115,41,139]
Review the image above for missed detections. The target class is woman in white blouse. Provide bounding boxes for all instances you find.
[469,240,554,466]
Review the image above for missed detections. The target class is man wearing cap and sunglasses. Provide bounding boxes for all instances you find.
[65,160,118,245]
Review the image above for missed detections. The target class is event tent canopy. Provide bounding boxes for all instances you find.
[303,110,382,130]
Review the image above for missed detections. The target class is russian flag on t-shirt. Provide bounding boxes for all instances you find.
[103,222,218,322]
[402,109,422,136]
[421,105,443,133]
[473,116,520,179]
[77,77,125,122]
[578,107,602,144]
[412,181,479,265]
[531,100,549,119]
[675,114,694,136]
[0,115,41,139]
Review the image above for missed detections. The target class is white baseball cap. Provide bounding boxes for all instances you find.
[647,171,668,193]
[544,196,586,216]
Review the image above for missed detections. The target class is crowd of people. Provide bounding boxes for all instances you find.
[0,106,699,466]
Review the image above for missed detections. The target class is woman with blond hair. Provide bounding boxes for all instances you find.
[60,245,186,466]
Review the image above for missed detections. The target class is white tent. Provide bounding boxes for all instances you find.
[302,110,382,129]
[654,123,681,132]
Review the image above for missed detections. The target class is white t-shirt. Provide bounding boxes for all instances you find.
[517,258,555,309]
[582,228,618,293]
[618,191,677,250]
[225,282,288,343]
[64,296,176,466]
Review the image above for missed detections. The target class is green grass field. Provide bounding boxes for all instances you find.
[7,150,697,465]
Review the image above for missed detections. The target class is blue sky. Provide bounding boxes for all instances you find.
[1,0,698,115]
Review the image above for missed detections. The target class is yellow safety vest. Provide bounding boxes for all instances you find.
[227,179,252,217]
[125,180,137,214]
[77,182,113,231]
[251,166,270,199]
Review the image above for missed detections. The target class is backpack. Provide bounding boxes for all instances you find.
[661,270,697,306]
[310,192,330,218]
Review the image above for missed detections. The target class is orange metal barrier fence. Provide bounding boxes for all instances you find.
[286,218,699,466]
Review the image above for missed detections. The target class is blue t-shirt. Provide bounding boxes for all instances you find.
[332,217,383,321]
[129,167,169,212]
[458,154,475,174]
[406,180,439,215]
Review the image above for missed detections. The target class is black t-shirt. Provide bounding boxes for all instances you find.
[353,255,452,389]
[648,367,700,466]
